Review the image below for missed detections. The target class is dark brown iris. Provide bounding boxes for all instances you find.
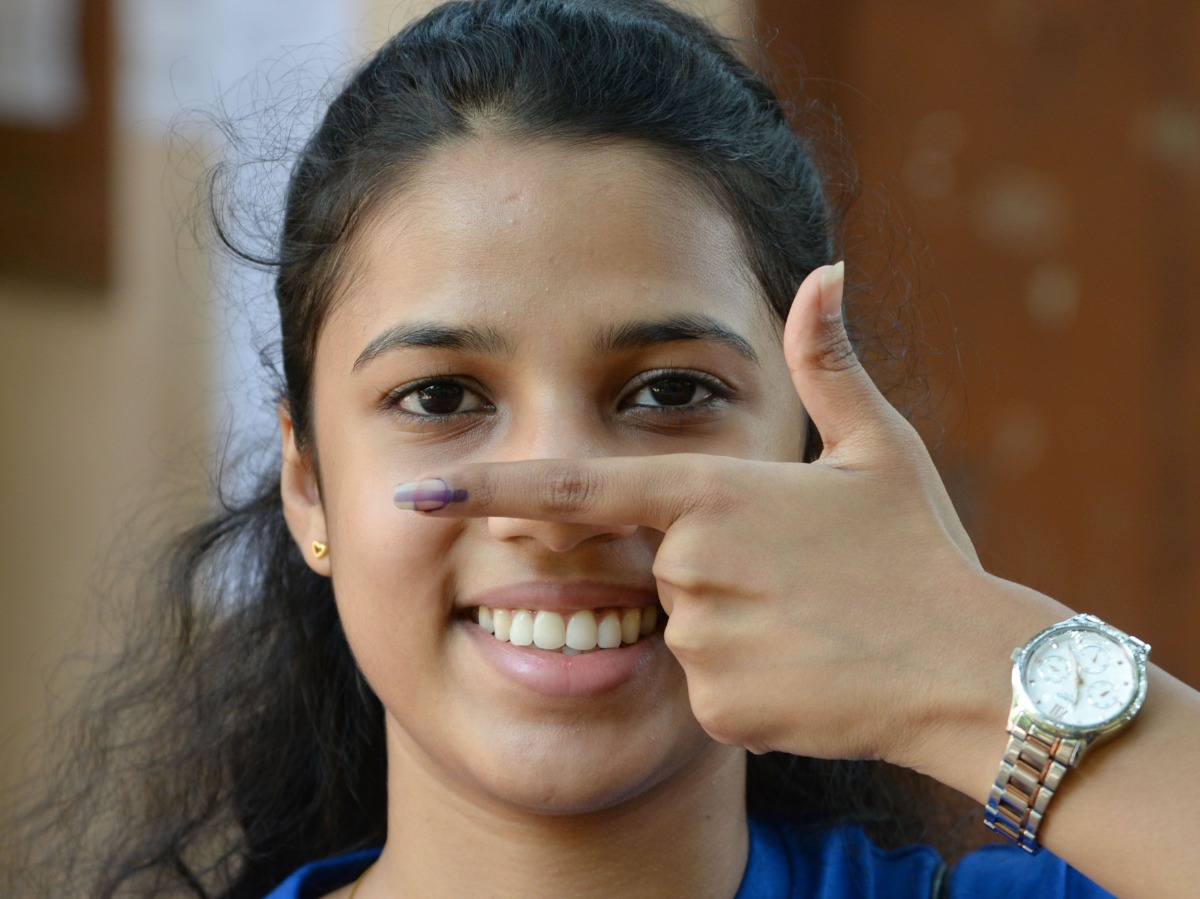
[415,383,464,414]
[647,378,696,406]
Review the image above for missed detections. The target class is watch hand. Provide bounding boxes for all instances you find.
[1066,643,1081,704]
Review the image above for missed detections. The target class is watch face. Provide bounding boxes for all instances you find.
[1020,626,1139,727]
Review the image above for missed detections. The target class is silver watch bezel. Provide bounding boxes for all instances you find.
[1010,613,1150,743]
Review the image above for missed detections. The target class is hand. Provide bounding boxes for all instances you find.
[393,263,1063,772]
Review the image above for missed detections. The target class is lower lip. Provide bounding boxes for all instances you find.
[462,619,664,698]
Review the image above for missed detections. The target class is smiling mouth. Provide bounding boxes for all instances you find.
[467,605,662,654]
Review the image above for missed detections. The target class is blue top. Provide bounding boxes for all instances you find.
[261,818,1113,898]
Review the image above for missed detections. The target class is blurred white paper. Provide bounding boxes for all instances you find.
[0,0,84,127]
[118,0,355,130]
[115,0,358,491]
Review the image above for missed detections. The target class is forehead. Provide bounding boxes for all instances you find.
[325,135,773,352]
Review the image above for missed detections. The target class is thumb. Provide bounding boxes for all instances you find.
[782,261,895,452]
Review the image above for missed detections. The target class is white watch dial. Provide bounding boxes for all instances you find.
[1021,628,1137,727]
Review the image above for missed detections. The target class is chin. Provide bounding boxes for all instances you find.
[468,723,720,817]
[385,702,720,819]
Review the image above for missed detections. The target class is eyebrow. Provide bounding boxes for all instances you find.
[593,313,758,365]
[353,312,758,371]
[353,322,514,370]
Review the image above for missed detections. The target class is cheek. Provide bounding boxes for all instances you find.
[738,392,805,462]
[324,463,461,652]
[726,338,806,462]
[778,399,808,461]
[321,428,454,581]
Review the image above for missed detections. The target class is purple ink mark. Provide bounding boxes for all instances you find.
[394,478,470,511]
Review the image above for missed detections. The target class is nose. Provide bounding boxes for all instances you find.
[488,514,638,552]
[486,414,638,552]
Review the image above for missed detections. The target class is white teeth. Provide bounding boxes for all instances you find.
[533,610,566,650]
[566,610,598,651]
[620,608,641,645]
[493,608,512,642]
[509,610,534,646]
[597,609,622,649]
[640,604,658,636]
[473,604,660,653]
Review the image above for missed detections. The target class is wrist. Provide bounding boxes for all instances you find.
[889,570,1071,803]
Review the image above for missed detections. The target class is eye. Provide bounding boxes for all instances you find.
[386,378,493,419]
[623,369,729,415]
[628,376,705,408]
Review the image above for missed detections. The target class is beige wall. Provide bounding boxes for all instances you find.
[0,133,214,792]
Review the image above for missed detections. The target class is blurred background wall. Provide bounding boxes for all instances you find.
[1,0,1196,800]
[757,0,1200,684]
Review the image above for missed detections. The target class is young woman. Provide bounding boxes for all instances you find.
[9,1,1199,896]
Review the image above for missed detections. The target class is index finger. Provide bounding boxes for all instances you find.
[392,453,727,531]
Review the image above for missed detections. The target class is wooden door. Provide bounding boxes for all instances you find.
[756,0,1200,686]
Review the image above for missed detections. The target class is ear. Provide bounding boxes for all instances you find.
[279,402,331,577]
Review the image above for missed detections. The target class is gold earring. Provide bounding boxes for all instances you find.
[312,540,329,559]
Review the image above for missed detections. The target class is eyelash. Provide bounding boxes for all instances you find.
[381,368,732,426]
[384,376,496,422]
[624,367,724,412]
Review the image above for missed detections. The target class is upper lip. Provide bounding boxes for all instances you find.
[463,580,659,613]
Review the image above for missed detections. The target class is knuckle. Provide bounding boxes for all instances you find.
[690,689,736,744]
[676,454,735,519]
[652,554,706,593]
[899,425,934,465]
[687,683,716,724]
[662,616,697,658]
[539,462,597,515]
[812,330,862,375]
[470,468,500,510]
[683,452,721,482]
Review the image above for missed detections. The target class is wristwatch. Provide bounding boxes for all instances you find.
[984,613,1150,853]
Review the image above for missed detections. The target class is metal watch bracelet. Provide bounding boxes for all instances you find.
[983,711,1082,854]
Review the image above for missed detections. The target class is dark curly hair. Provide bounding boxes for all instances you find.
[2,1,964,895]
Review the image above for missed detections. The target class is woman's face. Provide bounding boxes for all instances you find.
[295,135,805,816]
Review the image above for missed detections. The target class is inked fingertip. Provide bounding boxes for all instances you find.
[394,477,452,511]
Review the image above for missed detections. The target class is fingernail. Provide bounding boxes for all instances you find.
[819,261,845,318]
[394,477,463,511]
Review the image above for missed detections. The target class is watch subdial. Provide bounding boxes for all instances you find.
[1037,654,1070,683]
[1085,680,1119,710]
[1077,641,1112,675]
